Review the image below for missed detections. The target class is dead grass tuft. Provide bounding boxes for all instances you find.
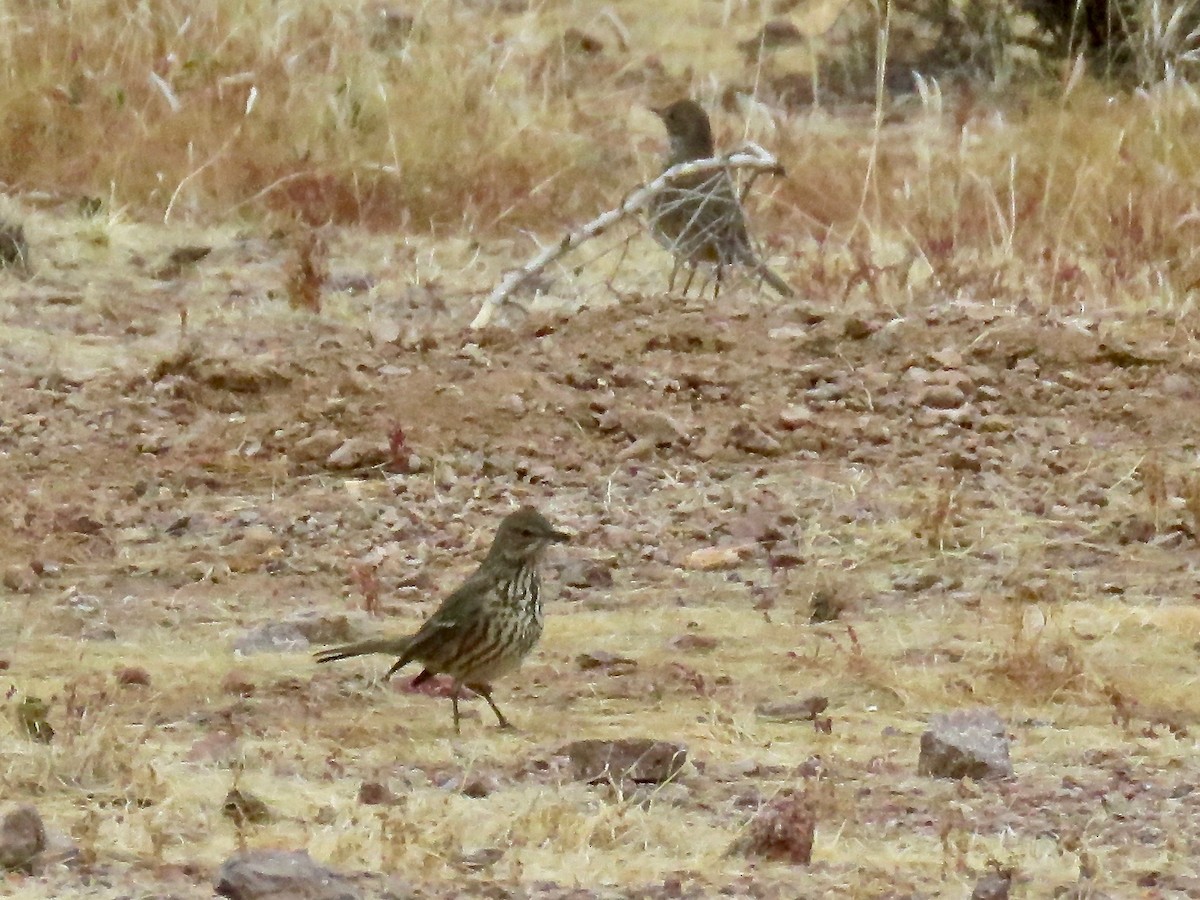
[985,609,1090,702]
[284,227,327,313]
[0,2,608,230]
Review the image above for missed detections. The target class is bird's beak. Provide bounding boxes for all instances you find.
[650,105,666,120]
[547,527,571,543]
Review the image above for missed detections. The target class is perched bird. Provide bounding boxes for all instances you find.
[315,506,569,734]
[647,99,793,298]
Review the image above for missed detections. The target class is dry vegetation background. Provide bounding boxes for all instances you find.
[3,0,1200,897]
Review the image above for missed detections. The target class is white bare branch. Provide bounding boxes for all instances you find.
[469,143,784,329]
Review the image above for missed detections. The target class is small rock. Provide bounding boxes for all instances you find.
[114,666,151,687]
[729,794,815,865]
[767,325,808,340]
[2,565,35,593]
[238,524,277,553]
[30,560,61,577]
[0,804,46,871]
[367,315,402,345]
[729,422,783,456]
[842,317,876,340]
[326,438,388,470]
[562,738,688,785]
[929,348,964,368]
[616,408,690,446]
[918,708,1013,779]
[356,782,397,806]
[235,612,359,655]
[668,634,718,652]
[776,406,813,430]
[222,671,256,697]
[917,384,967,409]
[459,772,502,798]
[552,557,615,588]
[215,849,359,900]
[458,847,504,872]
[286,612,358,644]
[234,623,308,654]
[893,571,939,593]
[1161,373,1192,398]
[680,546,747,571]
[576,651,638,675]
[756,696,829,723]
[971,865,1014,900]
[153,245,211,279]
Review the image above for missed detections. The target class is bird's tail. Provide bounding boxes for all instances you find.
[313,637,412,666]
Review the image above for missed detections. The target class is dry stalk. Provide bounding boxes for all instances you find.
[470,145,785,328]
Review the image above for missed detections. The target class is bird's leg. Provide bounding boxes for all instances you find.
[451,682,462,735]
[713,265,723,300]
[467,682,512,730]
[667,259,681,294]
[681,266,696,297]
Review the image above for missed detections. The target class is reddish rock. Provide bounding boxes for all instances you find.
[115,666,151,687]
[732,794,815,865]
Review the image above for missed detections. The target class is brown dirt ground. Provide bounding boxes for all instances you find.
[2,212,1200,899]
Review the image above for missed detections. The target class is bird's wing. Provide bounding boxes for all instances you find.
[403,565,493,651]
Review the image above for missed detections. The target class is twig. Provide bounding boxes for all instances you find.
[469,144,784,329]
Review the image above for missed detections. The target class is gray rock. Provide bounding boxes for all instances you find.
[918,708,1013,779]
[0,804,46,871]
[235,612,359,655]
[971,865,1013,899]
[215,850,359,900]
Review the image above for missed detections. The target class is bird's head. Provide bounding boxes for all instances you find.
[489,506,570,563]
[653,99,716,162]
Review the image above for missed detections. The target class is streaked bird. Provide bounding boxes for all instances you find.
[315,506,569,734]
[647,98,793,298]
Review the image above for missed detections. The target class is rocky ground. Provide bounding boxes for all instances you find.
[1,210,1199,898]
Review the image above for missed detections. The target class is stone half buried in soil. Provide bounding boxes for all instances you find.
[561,738,688,785]
[233,611,362,655]
[0,803,46,872]
[215,849,359,900]
[728,793,816,866]
[918,707,1013,780]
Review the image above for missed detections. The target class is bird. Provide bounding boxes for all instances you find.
[647,98,793,298]
[314,506,569,734]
